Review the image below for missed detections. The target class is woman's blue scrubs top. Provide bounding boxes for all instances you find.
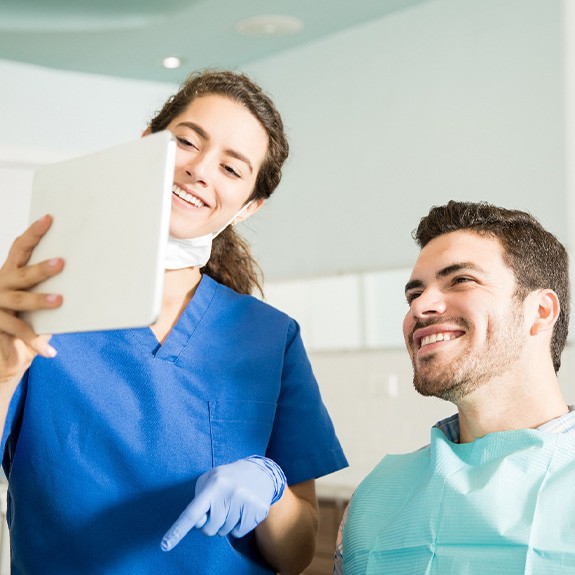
[2,274,348,574]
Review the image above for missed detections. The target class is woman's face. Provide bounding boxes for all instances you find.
[166,94,268,239]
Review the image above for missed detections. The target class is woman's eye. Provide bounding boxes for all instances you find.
[176,136,198,150]
[223,164,241,178]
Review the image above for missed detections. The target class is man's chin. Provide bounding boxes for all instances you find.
[413,373,461,401]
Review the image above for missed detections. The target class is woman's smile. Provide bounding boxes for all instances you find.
[172,183,207,208]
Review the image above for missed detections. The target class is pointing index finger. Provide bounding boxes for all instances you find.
[161,495,211,552]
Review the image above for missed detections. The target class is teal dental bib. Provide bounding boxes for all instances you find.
[343,427,575,575]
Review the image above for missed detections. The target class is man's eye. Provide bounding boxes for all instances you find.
[453,276,473,284]
[406,292,420,305]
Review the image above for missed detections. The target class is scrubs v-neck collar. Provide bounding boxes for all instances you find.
[130,274,217,362]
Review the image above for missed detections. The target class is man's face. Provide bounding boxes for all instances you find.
[402,230,528,402]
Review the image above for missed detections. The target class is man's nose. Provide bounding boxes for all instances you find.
[409,286,447,318]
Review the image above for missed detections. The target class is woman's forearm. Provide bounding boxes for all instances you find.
[255,480,319,575]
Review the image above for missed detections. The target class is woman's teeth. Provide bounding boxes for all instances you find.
[420,332,455,348]
[173,185,205,208]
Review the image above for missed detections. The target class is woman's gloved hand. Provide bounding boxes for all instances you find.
[161,455,287,551]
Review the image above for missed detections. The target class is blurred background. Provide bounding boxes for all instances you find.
[0,0,573,506]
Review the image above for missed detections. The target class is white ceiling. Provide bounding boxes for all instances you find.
[0,0,431,83]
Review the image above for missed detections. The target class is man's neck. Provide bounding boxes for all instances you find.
[455,367,569,443]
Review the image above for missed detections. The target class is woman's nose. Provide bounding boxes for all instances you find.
[184,153,210,186]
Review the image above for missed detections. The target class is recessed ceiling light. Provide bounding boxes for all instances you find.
[235,15,304,38]
[162,56,182,69]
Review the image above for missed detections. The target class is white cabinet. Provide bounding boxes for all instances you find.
[265,274,364,351]
[363,269,409,349]
[264,268,410,351]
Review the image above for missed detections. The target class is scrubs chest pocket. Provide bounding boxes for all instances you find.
[208,400,276,467]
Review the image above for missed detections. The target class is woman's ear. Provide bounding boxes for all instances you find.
[232,199,265,225]
[530,289,560,336]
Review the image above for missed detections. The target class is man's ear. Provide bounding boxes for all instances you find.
[530,289,560,336]
[232,198,265,225]
[142,127,152,137]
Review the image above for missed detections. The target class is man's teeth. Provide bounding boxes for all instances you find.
[420,333,455,348]
[173,185,205,208]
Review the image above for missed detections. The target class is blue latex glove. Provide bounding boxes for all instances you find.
[161,455,287,551]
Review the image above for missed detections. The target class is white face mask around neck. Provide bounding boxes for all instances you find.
[163,201,254,270]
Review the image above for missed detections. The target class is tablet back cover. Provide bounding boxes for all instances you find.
[22,131,175,334]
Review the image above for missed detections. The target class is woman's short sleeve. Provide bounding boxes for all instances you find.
[265,319,348,484]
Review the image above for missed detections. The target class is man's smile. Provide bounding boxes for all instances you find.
[412,324,466,351]
[420,331,460,348]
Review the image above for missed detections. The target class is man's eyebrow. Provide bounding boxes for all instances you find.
[404,279,423,293]
[176,121,254,174]
[437,262,484,278]
[404,262,485,294]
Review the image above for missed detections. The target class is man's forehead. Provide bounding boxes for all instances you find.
[411,230,505,278]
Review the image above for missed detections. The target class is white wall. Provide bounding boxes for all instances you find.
[0,59,176,152]
[243,0,565,280]
[0,0,567,277]
[0,0,568,280]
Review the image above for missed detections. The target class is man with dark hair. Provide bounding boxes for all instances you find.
[336,201,575,574]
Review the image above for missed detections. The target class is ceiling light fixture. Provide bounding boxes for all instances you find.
[162,56,182,69]
[235,15,304,38]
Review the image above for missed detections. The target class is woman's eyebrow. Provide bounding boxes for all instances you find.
[176,121,209,141]
[225,149,253,174]
[176,121,254,173]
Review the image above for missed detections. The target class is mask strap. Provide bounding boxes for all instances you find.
[212,200,254,239]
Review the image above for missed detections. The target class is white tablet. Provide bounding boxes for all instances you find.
[22,131,176,334]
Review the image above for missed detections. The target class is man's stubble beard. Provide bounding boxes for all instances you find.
[411,307,524,403]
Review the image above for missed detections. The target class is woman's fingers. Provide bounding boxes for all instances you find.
[3,215,53,271]
[0,214,64,304]
[0,289,62,313]
[0,257,64,292]
[0,216,62,372]
[0,311,56,358]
